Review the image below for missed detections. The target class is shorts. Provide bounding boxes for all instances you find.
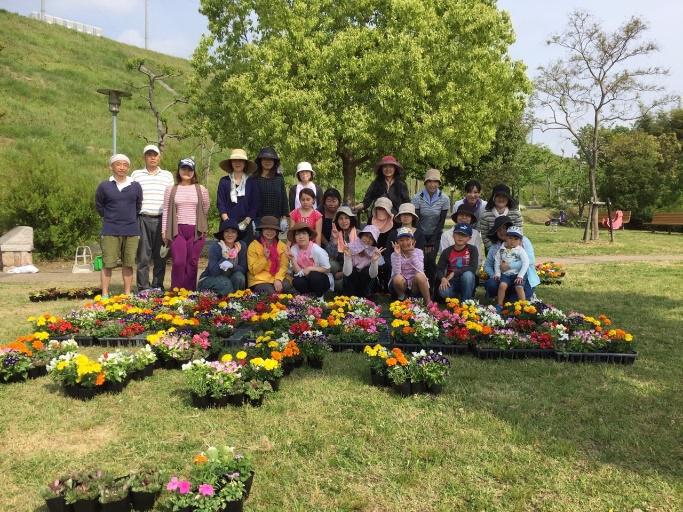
[500,273,526,288]
[101,235,140,268]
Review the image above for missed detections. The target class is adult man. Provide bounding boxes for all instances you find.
[131,144,174,290]
[95,154,143,297]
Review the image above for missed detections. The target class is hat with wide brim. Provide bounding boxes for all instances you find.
[255,216,282,232]
[488,215,514,239]
[287,222,317,243]
[333,205,357,229]
[487,183,516,209]
[295,161,316,179]
[255,146,280,163]
[214,219,244,241]
[219,149,256,173]
[358,224,380,244]
[374,155,403,177]
[424,168,441,184]
[396,202,419,224]
[451,203,478,224]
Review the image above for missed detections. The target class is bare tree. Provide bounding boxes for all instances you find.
[127,59,188,152]
[534,10,676,240]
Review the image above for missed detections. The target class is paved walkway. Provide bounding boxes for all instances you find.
[541,254,683,265]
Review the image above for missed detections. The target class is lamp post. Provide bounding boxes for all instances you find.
[96,88,131,155]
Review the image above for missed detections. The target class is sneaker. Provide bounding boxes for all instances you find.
[495,304,503,313]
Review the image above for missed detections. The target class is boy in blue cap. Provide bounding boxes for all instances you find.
[436,223,479,301]
[493,225,530,308]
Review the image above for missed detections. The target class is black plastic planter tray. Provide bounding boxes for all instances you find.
[502,348,555,359]
[330,342,372,352]
[474,346,504,359]
[555,351,637,364]
[97,336,147,347]
[52,335,95,346]
[392,342,470,355]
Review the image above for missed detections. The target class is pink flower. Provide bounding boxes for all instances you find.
[178,480,191,495]
[198,484,214,496]
[166,477,180,491]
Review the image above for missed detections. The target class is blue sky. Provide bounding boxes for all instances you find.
[2,0,681,154]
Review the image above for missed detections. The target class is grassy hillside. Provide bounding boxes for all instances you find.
[0,9,198,175]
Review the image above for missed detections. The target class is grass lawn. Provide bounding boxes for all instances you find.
[1,261,682,511]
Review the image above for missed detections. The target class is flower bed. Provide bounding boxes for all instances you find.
[536,261,566,285]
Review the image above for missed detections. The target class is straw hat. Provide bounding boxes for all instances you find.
[424,168,441,184]
[396,203,419,224]
[219,148,256,173]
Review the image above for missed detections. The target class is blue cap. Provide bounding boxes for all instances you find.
[178,157,196,171]
[453,223,472,237]
[396,227,414,239]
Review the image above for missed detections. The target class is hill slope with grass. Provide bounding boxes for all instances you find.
[0,10,204,257]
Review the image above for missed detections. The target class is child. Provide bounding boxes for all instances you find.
[494,226,529,308]
[436,223,479,301]
[288,161,319,211]
[440,203,484,267]
[390,227,431,306]
[479,184,523,250]
[325,205,358,291]
[341,224,385,298]
[319,187,342,246]
[289,188,323,245]
[288,223,332,299]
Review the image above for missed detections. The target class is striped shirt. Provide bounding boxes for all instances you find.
[131,168,175,215]
[390,248,424,287]
[412,189,450,238]
[162,184,210,235]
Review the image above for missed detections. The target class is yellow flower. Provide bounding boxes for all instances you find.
[319,319,328,328]
[221,354,233,362]
[625,334,633,342]
[56,361,68,371]
[267,341,279,348]
[236,351,247,360]
[34,331,49,341]
[263,358,279,371]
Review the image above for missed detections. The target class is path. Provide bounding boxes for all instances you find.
[542,254,683,265]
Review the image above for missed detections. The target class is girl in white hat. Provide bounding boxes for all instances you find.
[288,161,319,211]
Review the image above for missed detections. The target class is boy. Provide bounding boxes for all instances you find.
[439,203,483,267]
[494,225,529,309]
[436,223,478,301]
[390,227,431,306]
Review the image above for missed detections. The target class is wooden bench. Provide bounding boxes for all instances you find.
[598,209,631,229]
[644,212,683,233]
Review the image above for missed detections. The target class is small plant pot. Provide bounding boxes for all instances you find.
[268,378,281,392]
[307,357,324,369]
[29,365,48,379]
[243,471,254,499]
[162,359,179,370]
[369,370,384,387]
[105,381,125,394]
[2,373,27,384]
[225,499,244,512]
[130,490,157,511]
[427,383,443,395]
[64,385,99,400]
[248,396,264,407]
[393,382,411,397]
[282,362,293,375]
[228,393,245,406]
[411,381,426,394]
[129,369,145,381]
[293,357,304,368]
[72,498,99,512]
[45,496,69,512]
[142,365,154,377]
[191,393,211,409]
[99,497,130,512]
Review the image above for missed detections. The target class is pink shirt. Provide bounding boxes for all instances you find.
[162,184,210,235]
[290,208,322,229]
[391,248,424,286]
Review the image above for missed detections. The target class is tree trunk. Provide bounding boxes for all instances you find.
[341,155,357,206]
[588,163,600,241]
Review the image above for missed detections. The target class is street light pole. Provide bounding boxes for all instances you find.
[97,88,131,155]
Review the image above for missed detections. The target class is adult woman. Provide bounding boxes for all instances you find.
[162,158,209,291]
[354,155,410,221]
[255,146,289,230]
[288,223,332,299]
[412,168,451,283]
[451,179,487,230]
[325,205,358,290]
[197,219,247,295]
[247,216,290,294]
[216,148,260,246]
[483,215,540,301]
[478,184,523,251]
[319,187,342,246]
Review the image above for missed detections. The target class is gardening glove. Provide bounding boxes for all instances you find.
[280,218,289,232]
[219,261,233,271]
[238,220,249,231]
[294,270,305,278]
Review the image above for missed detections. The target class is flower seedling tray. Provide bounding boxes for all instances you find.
[555,351,637,364]
[502,348,555,359]
[96,336,148,348]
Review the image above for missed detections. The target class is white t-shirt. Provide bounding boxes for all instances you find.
[290,243,333,290]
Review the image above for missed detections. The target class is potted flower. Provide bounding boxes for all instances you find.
[129,469,163,511]
[244,379,272,406]
[48,353,106,400]
[183,359,244,408]
[98,351,133,393]
[414,350,450,394]
[386,348,411,396]
[218,479,246,512]
[0,348,31,383]
[298,330,331,369]
[406,356,427,394]
[162,476,194,512]
[98,477,130,512]
[242,357,283,390]
[41,476,74,512]
[130,344,157,379]
[363,344,390,386]
[190,445,253,500]
[65,471,105,512]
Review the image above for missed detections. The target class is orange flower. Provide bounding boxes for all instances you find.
[481,326,492,336]
[397,355,408,366]
[271,351,283,361]
[95,373,105,386]
[193,453,208,465]
[31,340,44,351]
[386,357,397,367]
[402,326,414,335]
[595,326,602,332]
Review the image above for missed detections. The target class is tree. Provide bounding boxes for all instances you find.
[190,0,529,202]
[127,59,188,152]
[534,10,675,241]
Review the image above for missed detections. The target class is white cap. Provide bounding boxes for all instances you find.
[296,161,315,177]
[143,144,160,155]
[506,226,524,238]
[109,154,130,167]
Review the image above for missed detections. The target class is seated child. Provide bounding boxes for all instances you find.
[341,225,385,298]
[494,226,529,308]
[389,227,431,306]
[436,223,479,301]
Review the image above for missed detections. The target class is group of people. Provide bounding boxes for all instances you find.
[96,146,540,309]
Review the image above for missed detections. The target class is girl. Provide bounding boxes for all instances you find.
[255,146,289,231]
[216,148,260,246]
[288,223,332,299]
[288,161,320,211]
[325,205,358,290]
[370,196,395,290]
[478,184,523,251]
[162,158,210,291]
[197,219,247,295]
[247,216,290,294]
[451,179,487,230]
[341,224,385,298]
[390,228,431,306]
[289,188,323,245]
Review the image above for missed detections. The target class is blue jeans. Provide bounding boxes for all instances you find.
[197,271,246,295]
[438,271,476,301]
[484,276,532,300]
